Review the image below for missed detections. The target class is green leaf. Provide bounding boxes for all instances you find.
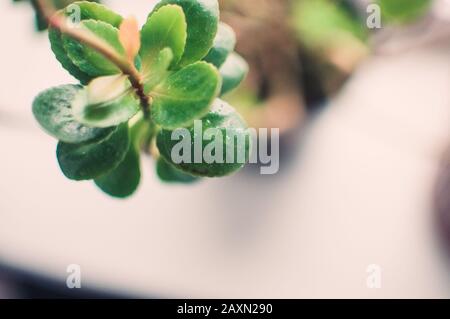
[71,1,123,27]
[219,52,248,96]
[48,2,123,83]
[156,157,198,184]
[143,48,174,94]
[157,99,251,177]
[203,22,236,68]
[62,19,125,77]
[72,74,140,128]
[57,123,130,180]
[49,28,93,84]
[151,0,219,67]
[32,84,116,143]
[378,0,431,24]
[129,113,155,151]
[140,4,187,71]
[150,61,221,129]
[94,143,141,198]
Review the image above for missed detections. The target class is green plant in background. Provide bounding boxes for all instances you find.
[32,0,250,198]
[13,0,100,31]
[378,0,432,24]
[291,0,371,80]
[292,0,434,54]
[290,0,435,78]
[292,0,368,53]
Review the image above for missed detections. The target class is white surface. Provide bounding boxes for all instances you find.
[0,1,449,298]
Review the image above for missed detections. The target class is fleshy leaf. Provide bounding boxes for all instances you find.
[119,16,141,63]
[150,61,221,129]
[219,52,248,96]
[70,1,123,27]
[94,142,141,198]
[32,84,116,143]
[140,4,187,71]
[203,22,236,68]
[48,2,123,83]
[57,123,130,181]
[129,113,156,152]
[156,157,198,183]
[150,0,219,67]
[157,99,251,177]
[49,28,93,84]
[143,48,174,94]
[62,19,125,77]
[72,74,140,128]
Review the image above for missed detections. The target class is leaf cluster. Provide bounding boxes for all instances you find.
[33,0,250,198]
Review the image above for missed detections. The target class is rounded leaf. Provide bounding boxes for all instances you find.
[94,144,141,198]
[72,75,140,128]
[151,0,219,67]
[156,157,198,184]
[32,84,116,143]
[48,2,123,83]
[143,48,174,94]
[71,1,123,27]
[140,4,187,71]
[157,99,252,177]
[150,61,221,129]
[203,22,236,68]
[62,20,125,77]
[57,123,130,181]
[49,28,92,84]
[219,52,248,96]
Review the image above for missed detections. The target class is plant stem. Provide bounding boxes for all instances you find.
[36,0,150,113]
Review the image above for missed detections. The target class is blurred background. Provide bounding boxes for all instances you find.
[0,0,449,298]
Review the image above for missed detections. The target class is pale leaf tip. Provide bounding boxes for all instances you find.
[119,16,141,63]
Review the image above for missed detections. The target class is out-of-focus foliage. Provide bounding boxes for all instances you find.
[12,0,100,31]
[292,0,368,52]
[378,0,432,24]
[219,0,436,136]
[291,0,370,76]
[218,0,370,134]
